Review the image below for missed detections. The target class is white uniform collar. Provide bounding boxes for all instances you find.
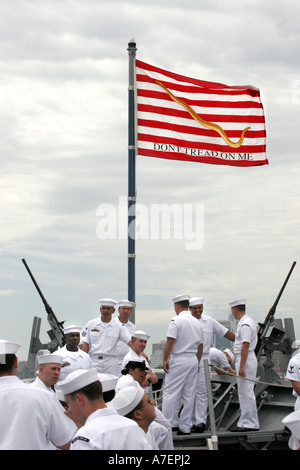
[99,318,114,327]
[116,317,134,326]
[86,406,118,423]
[237,313,248,323]
[0,375,20,384]
[178,310,190,316]
[35,376,54,392]
[60,345,82,355]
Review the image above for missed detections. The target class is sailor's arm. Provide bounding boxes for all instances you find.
[239,341,250,377]
[291,380,300,397]
[146,368,158,384]
[163,337,176,374]
[196,343,203,363]
[81,342,89,353]
[224,330,235,342]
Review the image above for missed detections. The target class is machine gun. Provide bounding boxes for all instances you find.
[255,261,296,363]
[22,258,66,358]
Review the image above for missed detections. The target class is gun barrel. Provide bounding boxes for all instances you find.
[22,258,65,348]
[272,261,296,310]
[22,258,48,306]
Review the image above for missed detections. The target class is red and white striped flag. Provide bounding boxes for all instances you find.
[136,60,268,167]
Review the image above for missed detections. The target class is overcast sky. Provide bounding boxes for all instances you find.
[1,0,300,360]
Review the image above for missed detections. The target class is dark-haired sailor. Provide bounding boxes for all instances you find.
[58,368,150,450]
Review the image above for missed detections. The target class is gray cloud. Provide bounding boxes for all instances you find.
[1,0,300,359]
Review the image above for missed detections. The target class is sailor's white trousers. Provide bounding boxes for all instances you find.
[162,354,198,433]
[236,351,259,429]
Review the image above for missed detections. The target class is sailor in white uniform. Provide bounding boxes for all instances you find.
[286,351,300,411]
[116,359,149,392]
[162,294,203,435]
[114,300,137,375]
[110,381,157,450]
[121,330,158,393]
[189,297,235,432]
[81,298,131,376]
[30,353,77,449]
[55,325,93,389]
[0,340,74,450]
[31,354,63,392]
[282,408,300,450]
[230,299,259,431]
[58,368,151,450]
[209,347,236,375]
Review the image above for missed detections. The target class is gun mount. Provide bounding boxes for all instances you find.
[22,259,66,358]
[255,261,297,388]
[255,261,296,361]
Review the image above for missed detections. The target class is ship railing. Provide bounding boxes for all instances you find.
[151,386,163,410]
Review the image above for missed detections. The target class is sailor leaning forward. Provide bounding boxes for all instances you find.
[58,368,151,450]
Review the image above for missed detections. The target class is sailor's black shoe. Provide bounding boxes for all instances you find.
[230,426,259,432]
[177,430,191,435]
[191,423,205,433]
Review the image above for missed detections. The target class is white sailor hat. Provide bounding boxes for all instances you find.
[223,348,235,365]
[56,389,66,403]
[97,373,118,392]
[0,340,20,364]
[172,294,190,303]
[282,409,300,439]
[98,298,117,307]
[132,330,150,341]
[189,297,205,306]
[118,300,134,308]
[58,368,99,395]
[229,299,246,308]
[110,381,145,416]
[38,354,63,365]
[63,325,82,335]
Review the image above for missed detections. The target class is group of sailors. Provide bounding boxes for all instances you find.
[161,294,259,434]
[1,294,300,450]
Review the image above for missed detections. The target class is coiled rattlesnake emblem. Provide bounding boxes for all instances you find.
[155,80,250,148]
